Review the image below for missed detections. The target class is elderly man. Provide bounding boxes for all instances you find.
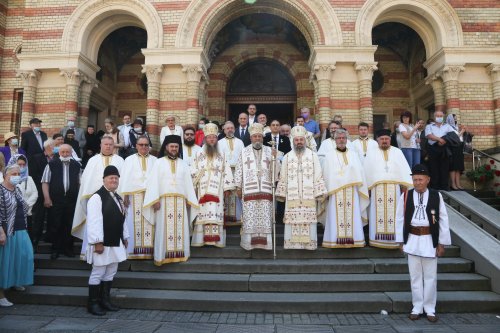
[318,120,353,167]
[72,136,124,259]
[41,144,81,259]
[396,164,451,323]
[235,113,251,146]
[352,122,378,162]
[301,107,320,140]
[21,118,47,160]
[235,123,278,250]
[364,129,412,249]
[219,121,244,226]
[160,115,184,145]
[321,129,369,248]
[118,136,157,259]
[60,116,86,156]
[143,135,198,265]
[191,123,235,247]
[280,124,291,138]
[276,126,327,250]
[182,126,201,168]
[257,114,271,135]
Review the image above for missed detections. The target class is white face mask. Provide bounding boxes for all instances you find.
[10,175,22,186]
[10,138,18,146]
[435,117,444,123]
[199,124,205,129]
[67,121,75,128]
[134,127,142,133]
[60,156,71,162]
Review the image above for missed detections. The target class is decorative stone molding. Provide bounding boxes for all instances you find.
[438,65,465,83]
[16,70,41,88]
[60,69,84,86]
[182,64,206,83]
[487,64,500,83]
[141,65,164,85]
[355,63,378,81]
[81,76,98,94]
[313,65,336,81]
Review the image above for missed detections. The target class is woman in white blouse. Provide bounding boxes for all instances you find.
[399,111,423,168]
[159,115,184,146]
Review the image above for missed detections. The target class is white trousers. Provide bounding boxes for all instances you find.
[408,254,437,315]
[88,262,119,285]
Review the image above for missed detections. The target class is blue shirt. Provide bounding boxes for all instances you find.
[303,119,320,135]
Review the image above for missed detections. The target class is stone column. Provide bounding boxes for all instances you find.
[16,70,41,132]
[488,64,500,146]
[60,69,84,121]
[425,74,446,112]
[141,64,163,150]
[182,64,205,126]
[355,63,378,127]
[79,76,98,129]
[439,65,464,121]
[312,64,335,131]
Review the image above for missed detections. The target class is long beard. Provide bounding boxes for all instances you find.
[294,146,305,154]
[252,142,262,150]
[205,143,218,159]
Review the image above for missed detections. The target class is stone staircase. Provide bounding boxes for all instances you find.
[8,224,500,313]
[469,190,500,211]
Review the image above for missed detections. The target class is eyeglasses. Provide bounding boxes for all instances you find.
[137,144,149,147]
[184,133,195,136]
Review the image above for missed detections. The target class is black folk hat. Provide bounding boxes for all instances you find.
[103,165,120,178]
[411,164,430,176]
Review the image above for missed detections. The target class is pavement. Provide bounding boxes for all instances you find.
[1,304,499,332]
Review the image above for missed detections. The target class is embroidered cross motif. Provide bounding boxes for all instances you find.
[135,210,141,216]
[245,156,253,169]
[263,158,271,169]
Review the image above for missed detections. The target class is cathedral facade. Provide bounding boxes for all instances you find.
[0,0,499,149]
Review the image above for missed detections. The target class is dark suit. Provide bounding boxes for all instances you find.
[235,126,251,146]
[21,129,47,159]
[264,133,291,155]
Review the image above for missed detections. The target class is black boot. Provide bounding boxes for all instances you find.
[99,281,119,311]
[87,284,106,316]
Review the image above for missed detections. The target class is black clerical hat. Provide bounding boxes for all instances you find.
[163,135,182,146]
[375,129,391,138]
[411,164,429,176]
[103,165,120,178]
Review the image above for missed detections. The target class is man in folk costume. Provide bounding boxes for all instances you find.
[118,136,157,259]
[182,126,201,168]
[72,136,124,260]
[86,165,128,316]
[234,123,279,251]
[321,129,369,248]
[219,121,244,226]
[276,126,327,250]
[317,120,354,167]
[143,135,198,265]
[396,164,451,323]
[352,122,378,162]
[364,129,412,249]
[191,123,235,247]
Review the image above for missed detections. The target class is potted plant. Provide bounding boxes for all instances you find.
[466,159,497,186]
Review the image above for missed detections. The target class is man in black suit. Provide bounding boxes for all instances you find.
[21,118,47,160]
[264,119,292,157]
[234,112,251,146]
[247,104,258,125]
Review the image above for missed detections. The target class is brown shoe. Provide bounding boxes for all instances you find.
[427,315,438,323]
[409,313,420,320]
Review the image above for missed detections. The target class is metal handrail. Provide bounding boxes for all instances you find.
[471,148,500,192]
[472,148,500,163]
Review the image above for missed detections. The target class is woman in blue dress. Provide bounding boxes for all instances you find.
[0,164,34,307]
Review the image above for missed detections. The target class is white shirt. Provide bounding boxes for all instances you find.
[119,124,132,148]
[399,123,418,149]
[425,123,453,145]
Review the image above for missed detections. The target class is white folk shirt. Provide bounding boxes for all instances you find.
[395,189,451,258]
[160,125,184,145]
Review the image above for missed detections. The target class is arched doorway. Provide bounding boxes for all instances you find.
[226,59,297,126]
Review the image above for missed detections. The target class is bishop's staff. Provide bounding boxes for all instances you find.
[269,139,278,259]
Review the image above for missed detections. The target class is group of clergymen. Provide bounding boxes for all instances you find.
[75,115,451,322]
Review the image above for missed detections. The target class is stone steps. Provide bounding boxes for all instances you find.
[8,286,500,313]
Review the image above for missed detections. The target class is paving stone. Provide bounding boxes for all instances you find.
[40,317,106,331]
[450,324,500,333]
[391,325,457,333]
[156,323,218,333]
[92,319,161,333]
[276,324,334,332]
[215,324,275,333]
[0,315,54,331]
[333,325,397,333]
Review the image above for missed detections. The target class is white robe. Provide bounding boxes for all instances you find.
[351,137,378,162]
[72,154,124,260]
[276,149,327,250]
[118,153,157,259]
[219,137,244,225]
[321,148,369,248]
[317,138,354,167]
[143,157,198,266]
[364,146,412,249]
[160,125,184,145]
[182,144,202,168]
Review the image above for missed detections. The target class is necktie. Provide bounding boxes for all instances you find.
[241,128,245,137]
[273,136,277,147]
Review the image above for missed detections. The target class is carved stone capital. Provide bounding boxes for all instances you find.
[425,73,443,89]
[16,70,41,88]
[438,65,465,83]
[487,64,500,83]
[355,63,378,81]
[60,68,84,86]
[81,76,98,95]
[141,64,164,84]
[182,64,206,82]
[312,64,336,81]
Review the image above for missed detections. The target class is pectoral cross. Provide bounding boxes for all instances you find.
[384,164,389,172]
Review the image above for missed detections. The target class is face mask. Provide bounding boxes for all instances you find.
[10,176,21,186]
[10,138,18,146]
[53,146,60,154]
[33,127,41,133]
[302,114,308,120]
[67,121,75,127]
[435,117,443,123]
[60,156,71,162]
[199,124,205,129]
[19,166,28,178]
[134,127,142,133]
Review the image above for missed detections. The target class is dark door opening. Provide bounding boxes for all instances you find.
[228,103,295,127]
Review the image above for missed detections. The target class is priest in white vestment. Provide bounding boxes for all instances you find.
[219,121,244,226]
[191,123,235,247]
[118,136,157,259]
[364,129,412,249]
[351,122,378,162]
[143,135,199,266]
[321,129,369,248]
[72,136,124,260]
[182,127,202,168]
[159,115,184,145]
[234,123,279,251]
[318,120,354,167]
[276,126,327,250]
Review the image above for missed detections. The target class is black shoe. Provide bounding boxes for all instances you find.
[87,285,106,316]
[99,281,119,311]
[50,252,59,260]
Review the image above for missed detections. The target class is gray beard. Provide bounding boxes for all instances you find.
[205,143,218,159]
[294,146,305,154]
[252,142,262,150]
